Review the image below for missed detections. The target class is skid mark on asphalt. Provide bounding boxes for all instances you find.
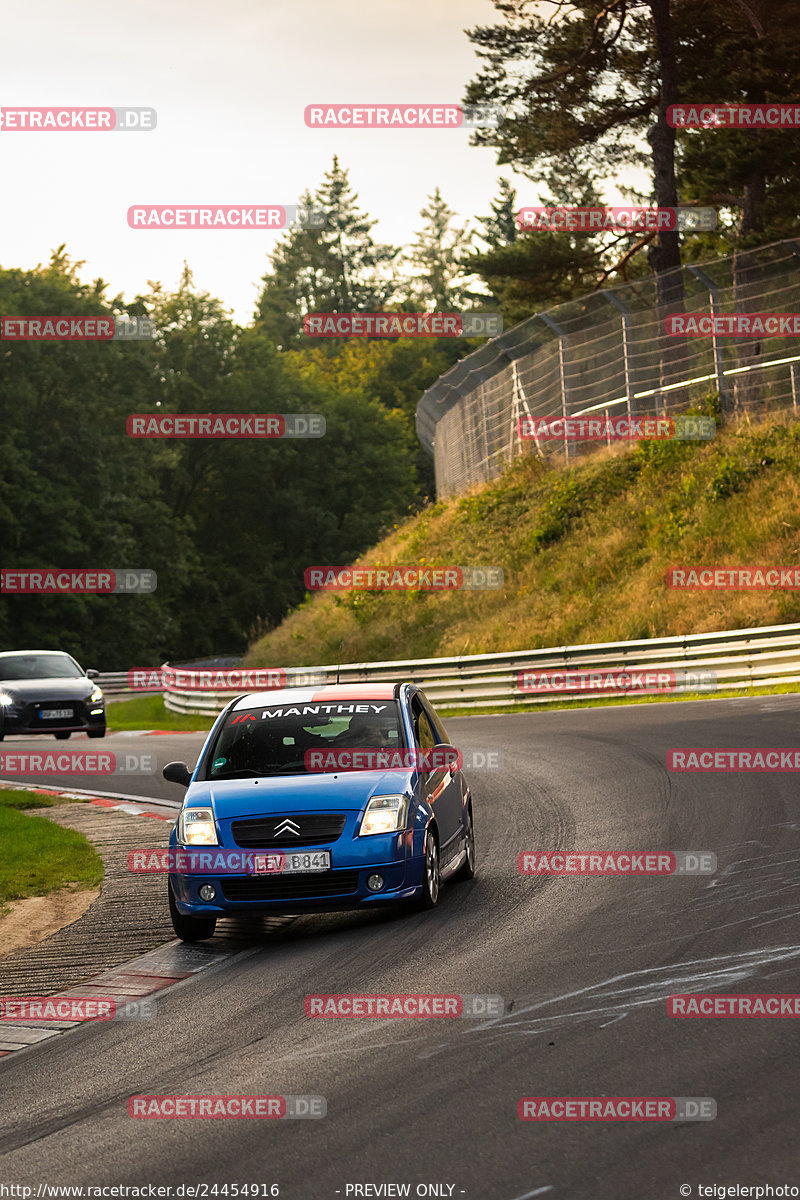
[550,815,800,960]
[613,837,800,943]
[206,944,800,1065]
[455,941,800,1040]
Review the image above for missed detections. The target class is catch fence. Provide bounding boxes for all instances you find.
[416,239,800,497]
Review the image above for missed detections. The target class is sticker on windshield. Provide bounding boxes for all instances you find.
[212,757,227,769]
[234,703,389,720]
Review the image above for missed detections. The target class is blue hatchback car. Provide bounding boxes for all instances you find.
[163,682,475,940]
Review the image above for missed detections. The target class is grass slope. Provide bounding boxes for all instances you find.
[246,409,800,668]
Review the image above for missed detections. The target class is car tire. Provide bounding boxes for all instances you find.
[415,827,440,909]
[54,731,71,740]
[87,728,106,739]
[453,807,476,882]
[168,882,217,942]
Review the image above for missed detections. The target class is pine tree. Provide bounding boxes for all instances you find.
[256,159,399,347]
[403,188,475,309]
[476,178,519,250]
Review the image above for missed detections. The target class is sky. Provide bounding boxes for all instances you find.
[0,0,534,325]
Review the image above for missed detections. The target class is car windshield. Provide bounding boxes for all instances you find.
[0,653,84,681]
[205,699,403,779]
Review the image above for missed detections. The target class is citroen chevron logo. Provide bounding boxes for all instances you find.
[274,818,301,837]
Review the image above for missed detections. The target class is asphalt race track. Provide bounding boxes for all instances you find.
[2,694,800,1198]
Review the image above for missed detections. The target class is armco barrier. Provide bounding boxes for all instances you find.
[98,656,241,696]
[159,622,800,715]
[97,670,142,696]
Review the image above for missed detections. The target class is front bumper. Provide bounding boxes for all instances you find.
[168,829,424,915]
[1,700,105,735]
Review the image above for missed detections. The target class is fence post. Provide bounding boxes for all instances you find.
[511,360,543,459]
[601,290,634,420]
[787,243,800,415]
[537,313,570,461]
[687,264,729,408]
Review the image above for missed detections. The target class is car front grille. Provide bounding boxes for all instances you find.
[230,813,347,848]
[220,870,360,902]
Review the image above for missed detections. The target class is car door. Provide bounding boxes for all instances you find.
[411,693,462,868]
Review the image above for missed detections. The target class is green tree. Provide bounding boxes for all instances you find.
[403,188,477,308]
[463,0,682,297]
[256,159,399,348]
[464,163,623,323]
[476,178,519,251]
[0,250,194,665]
[674,0,800,254]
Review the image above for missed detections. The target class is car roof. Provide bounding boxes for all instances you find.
[231,682,401,710]
[0,649,74,657]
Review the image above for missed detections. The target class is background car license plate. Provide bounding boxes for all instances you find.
[252,851,331,874]
[40,709,73,719]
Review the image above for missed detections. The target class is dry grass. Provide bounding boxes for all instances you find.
[246,409,800,668]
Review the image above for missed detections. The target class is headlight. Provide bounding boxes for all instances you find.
[359,794,409,837]
[178,807,218,845]
[0,691,14,707]
[89,686,104,703]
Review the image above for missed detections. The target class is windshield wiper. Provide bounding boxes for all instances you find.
[210,768,262,779]
[257,764,308,775]
[211,764,307,779]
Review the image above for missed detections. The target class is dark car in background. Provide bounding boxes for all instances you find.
[0,650,106,740]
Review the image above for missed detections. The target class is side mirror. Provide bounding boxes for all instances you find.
[421,745,462,774]
[163,761,192,787]
[86,669,100,680]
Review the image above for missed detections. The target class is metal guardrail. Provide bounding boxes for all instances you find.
[98,656,242,696]
[159,621,800,716]
[96,671,142,696]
